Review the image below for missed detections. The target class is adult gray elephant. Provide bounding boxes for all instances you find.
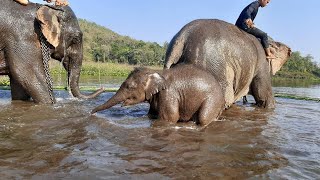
[92,64,224,126]
[0,0,103,103]
[164,19,291,108]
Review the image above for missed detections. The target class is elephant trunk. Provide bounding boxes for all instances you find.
[68,66,105,99]
[91,91,126,114]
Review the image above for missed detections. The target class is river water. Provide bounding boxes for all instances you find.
[0,78,319,179]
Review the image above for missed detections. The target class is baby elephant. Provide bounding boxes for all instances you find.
[91,64,225,126]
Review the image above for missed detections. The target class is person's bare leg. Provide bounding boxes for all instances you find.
[14,0,29,5]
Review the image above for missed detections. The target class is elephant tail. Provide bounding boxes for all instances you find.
[164,30,188,69]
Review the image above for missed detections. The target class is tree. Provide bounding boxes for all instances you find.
[78,18,167,66]
[279,51,320,78]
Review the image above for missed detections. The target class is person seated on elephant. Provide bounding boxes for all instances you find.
[14,0,68,6]
[235,0,276,59]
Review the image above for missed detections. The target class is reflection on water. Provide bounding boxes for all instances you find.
[272,78,320,88]
[274,85,320,99]
[0,81,320,179]
[52,75,125,89]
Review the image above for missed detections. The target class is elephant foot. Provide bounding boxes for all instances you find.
[243,96,248,104]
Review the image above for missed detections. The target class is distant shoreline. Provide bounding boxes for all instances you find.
[1,62,320,87]
[0,62,161,87]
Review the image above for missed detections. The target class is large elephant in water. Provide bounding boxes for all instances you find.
[0,0,103,103]
[164,19,291,108]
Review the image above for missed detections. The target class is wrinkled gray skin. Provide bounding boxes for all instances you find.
[0,0,103,103]
[165,19,291,108]
[92,64,225,126]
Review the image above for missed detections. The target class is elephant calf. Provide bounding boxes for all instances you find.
[92,64,225,127]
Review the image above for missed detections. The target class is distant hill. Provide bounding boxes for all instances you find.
[78,19,167,66]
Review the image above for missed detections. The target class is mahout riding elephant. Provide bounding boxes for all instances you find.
[91,64,225,126]
[0,0,103,103]
[164,19,291,108]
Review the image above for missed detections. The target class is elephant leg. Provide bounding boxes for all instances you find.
[250,72,275,108]
[147,107,158,119]
[198,98,222,127]
[158,101,180,123]
[147,98,159,119]
[9,76,30,101]
[243,96,248,104]
[224,66,235,108]
[7,46,55,103]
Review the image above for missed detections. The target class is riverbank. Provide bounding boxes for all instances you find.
[274,71,320,81]
[1,62,320,87]
[50,61,140,77]
[0,62,161,87]
[50,61,163,76]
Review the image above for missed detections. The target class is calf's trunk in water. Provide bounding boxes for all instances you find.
[91,92,125,114]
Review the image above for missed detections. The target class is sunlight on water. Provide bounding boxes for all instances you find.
[173,126,198,130]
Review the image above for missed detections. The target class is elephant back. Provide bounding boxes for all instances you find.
[170,20,262,99]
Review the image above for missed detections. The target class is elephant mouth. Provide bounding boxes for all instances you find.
[122,98,140,107]
[122,99,133,107]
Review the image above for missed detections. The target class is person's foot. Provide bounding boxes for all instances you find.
[15,0,29,5]
[265,47,277,60]
[266,54,277,59]
[55,0,68,6]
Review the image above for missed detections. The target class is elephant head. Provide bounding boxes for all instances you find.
[36,5,104,99]
[269,41,292,75]
[91,68,166,113]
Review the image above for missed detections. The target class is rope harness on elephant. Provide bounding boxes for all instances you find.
[37,5,66,103]
[39,32,55,103]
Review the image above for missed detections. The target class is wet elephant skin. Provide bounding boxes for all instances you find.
[0,0,103,103]
[165,19,291,108]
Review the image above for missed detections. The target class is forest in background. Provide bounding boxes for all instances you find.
[79,18,320,80]
[79,19,167,66]
[276,52,320,80]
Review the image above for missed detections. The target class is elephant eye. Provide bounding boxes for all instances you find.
[127,82,137,89]
[72,37,81,44]
[128,85,135,90]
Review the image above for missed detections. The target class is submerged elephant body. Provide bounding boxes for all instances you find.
[0,0,103,103]
[165,19,291,108]
[92,65,224,126]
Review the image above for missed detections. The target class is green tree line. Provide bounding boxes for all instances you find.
[79,19,168,66]
[276,52,320,79]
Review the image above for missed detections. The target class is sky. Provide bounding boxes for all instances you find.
[34,0,320,63]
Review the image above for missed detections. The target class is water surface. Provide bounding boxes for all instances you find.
[0,80,319,179]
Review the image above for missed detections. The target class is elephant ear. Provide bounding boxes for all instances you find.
[36,6,61,48]
[145,73,166,100]
[269,41,292,75]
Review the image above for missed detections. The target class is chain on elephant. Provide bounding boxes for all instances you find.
[40,32,55,103]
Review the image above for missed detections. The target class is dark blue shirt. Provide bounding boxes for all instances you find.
[235,1,260,30]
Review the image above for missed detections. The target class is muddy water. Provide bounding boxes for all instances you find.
[0,84,319,179]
